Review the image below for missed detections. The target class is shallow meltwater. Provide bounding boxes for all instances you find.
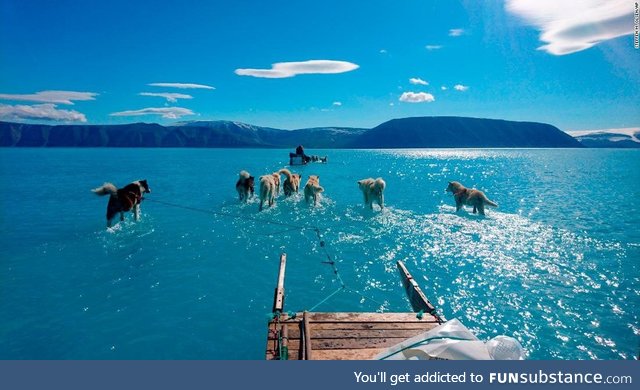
[1,148,638,359]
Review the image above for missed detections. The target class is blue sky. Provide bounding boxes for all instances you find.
[0,0,638,131]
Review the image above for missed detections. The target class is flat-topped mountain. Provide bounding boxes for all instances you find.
[0,116,583,148]
[349,116,581,148]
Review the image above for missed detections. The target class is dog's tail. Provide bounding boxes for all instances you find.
[483,195,498,207]
[278,168,292,182]
[239,170,250,180]
[92,182,118,196]
[374,178,386,193]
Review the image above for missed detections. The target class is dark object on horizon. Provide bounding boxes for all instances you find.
[0,116,583,148]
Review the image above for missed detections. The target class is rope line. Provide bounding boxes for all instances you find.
[144,198,310,230]
[144,196,433,315]
[307,286,346,312]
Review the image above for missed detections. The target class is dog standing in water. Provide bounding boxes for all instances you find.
[236,170,255,202]
[304,175,324,206]
[279,168,302,197]
[357,177,386,210]
[446,181,497,216]
[92,180,151,227]
[258,174,278,211]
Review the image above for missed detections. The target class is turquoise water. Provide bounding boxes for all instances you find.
[0,148,638,360]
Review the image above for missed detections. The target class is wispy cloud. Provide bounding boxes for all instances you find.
[448,28,465,37]
[454,84,469,91]
[409,77,429,86]
[441,86,448,90]
[0,90,97,105]
[425,45,443,50]
[379,49,388,54]
[235,60,359,78]
[110,107,194,119]
[505,0,633,55]
[399,92,435,103]
[0,103,87,122]
[148,83,215,90]
[139,92,193,103]
[332,101,342,106]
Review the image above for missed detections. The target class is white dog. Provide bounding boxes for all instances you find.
[357,177,386,210]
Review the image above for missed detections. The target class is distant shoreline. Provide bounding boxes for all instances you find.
[1,116,590,148]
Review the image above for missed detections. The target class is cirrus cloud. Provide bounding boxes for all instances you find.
[148,83,215,90]
[110,107,194,119]
[454,84,469,91]
[139,92,193,103]
[448,28,465,37]
[235,60,359,78]
[505,0,633,55]
[425,45,443,50]
[399,92,435,103]
[0,103,87,122]
[0,90,97,105]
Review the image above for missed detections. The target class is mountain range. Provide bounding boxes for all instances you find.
[567,128,640,148]
[0,116,585,148]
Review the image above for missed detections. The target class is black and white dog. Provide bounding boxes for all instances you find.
[92,180,151,227]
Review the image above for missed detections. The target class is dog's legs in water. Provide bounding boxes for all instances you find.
[378,193,384,209]
[472,205,477,214]
[455,201,462,212]
[134,204,140,221]
[477,204,485,216]
[120,212,125,222]
[259,200,264,211]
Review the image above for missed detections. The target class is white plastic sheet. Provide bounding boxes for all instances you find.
[374,318,525,360]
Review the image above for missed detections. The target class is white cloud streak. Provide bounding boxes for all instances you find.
[448,28,465,37]
[148,83,215,90]
[441,86,448,90]
[454,84,469,91]
[505,0,633,55]
[399,92,435,103]
[409,77,429,86]
[0,103,87,122]
[110,107,194,119]
[139,92,193,103]
[425,45,443,50]
[235,60,359,78]
[0,90,97,105]
[332,101,342,106]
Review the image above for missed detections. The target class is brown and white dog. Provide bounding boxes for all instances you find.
[258,174,278,211]
[357,177,386,209]
[446,181,497,216]
[92,180,151,227]
[304,175,324,206]
[236,170,255,202]
[279,168,302,197]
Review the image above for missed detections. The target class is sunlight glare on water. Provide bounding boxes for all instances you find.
[0,148,638,359]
